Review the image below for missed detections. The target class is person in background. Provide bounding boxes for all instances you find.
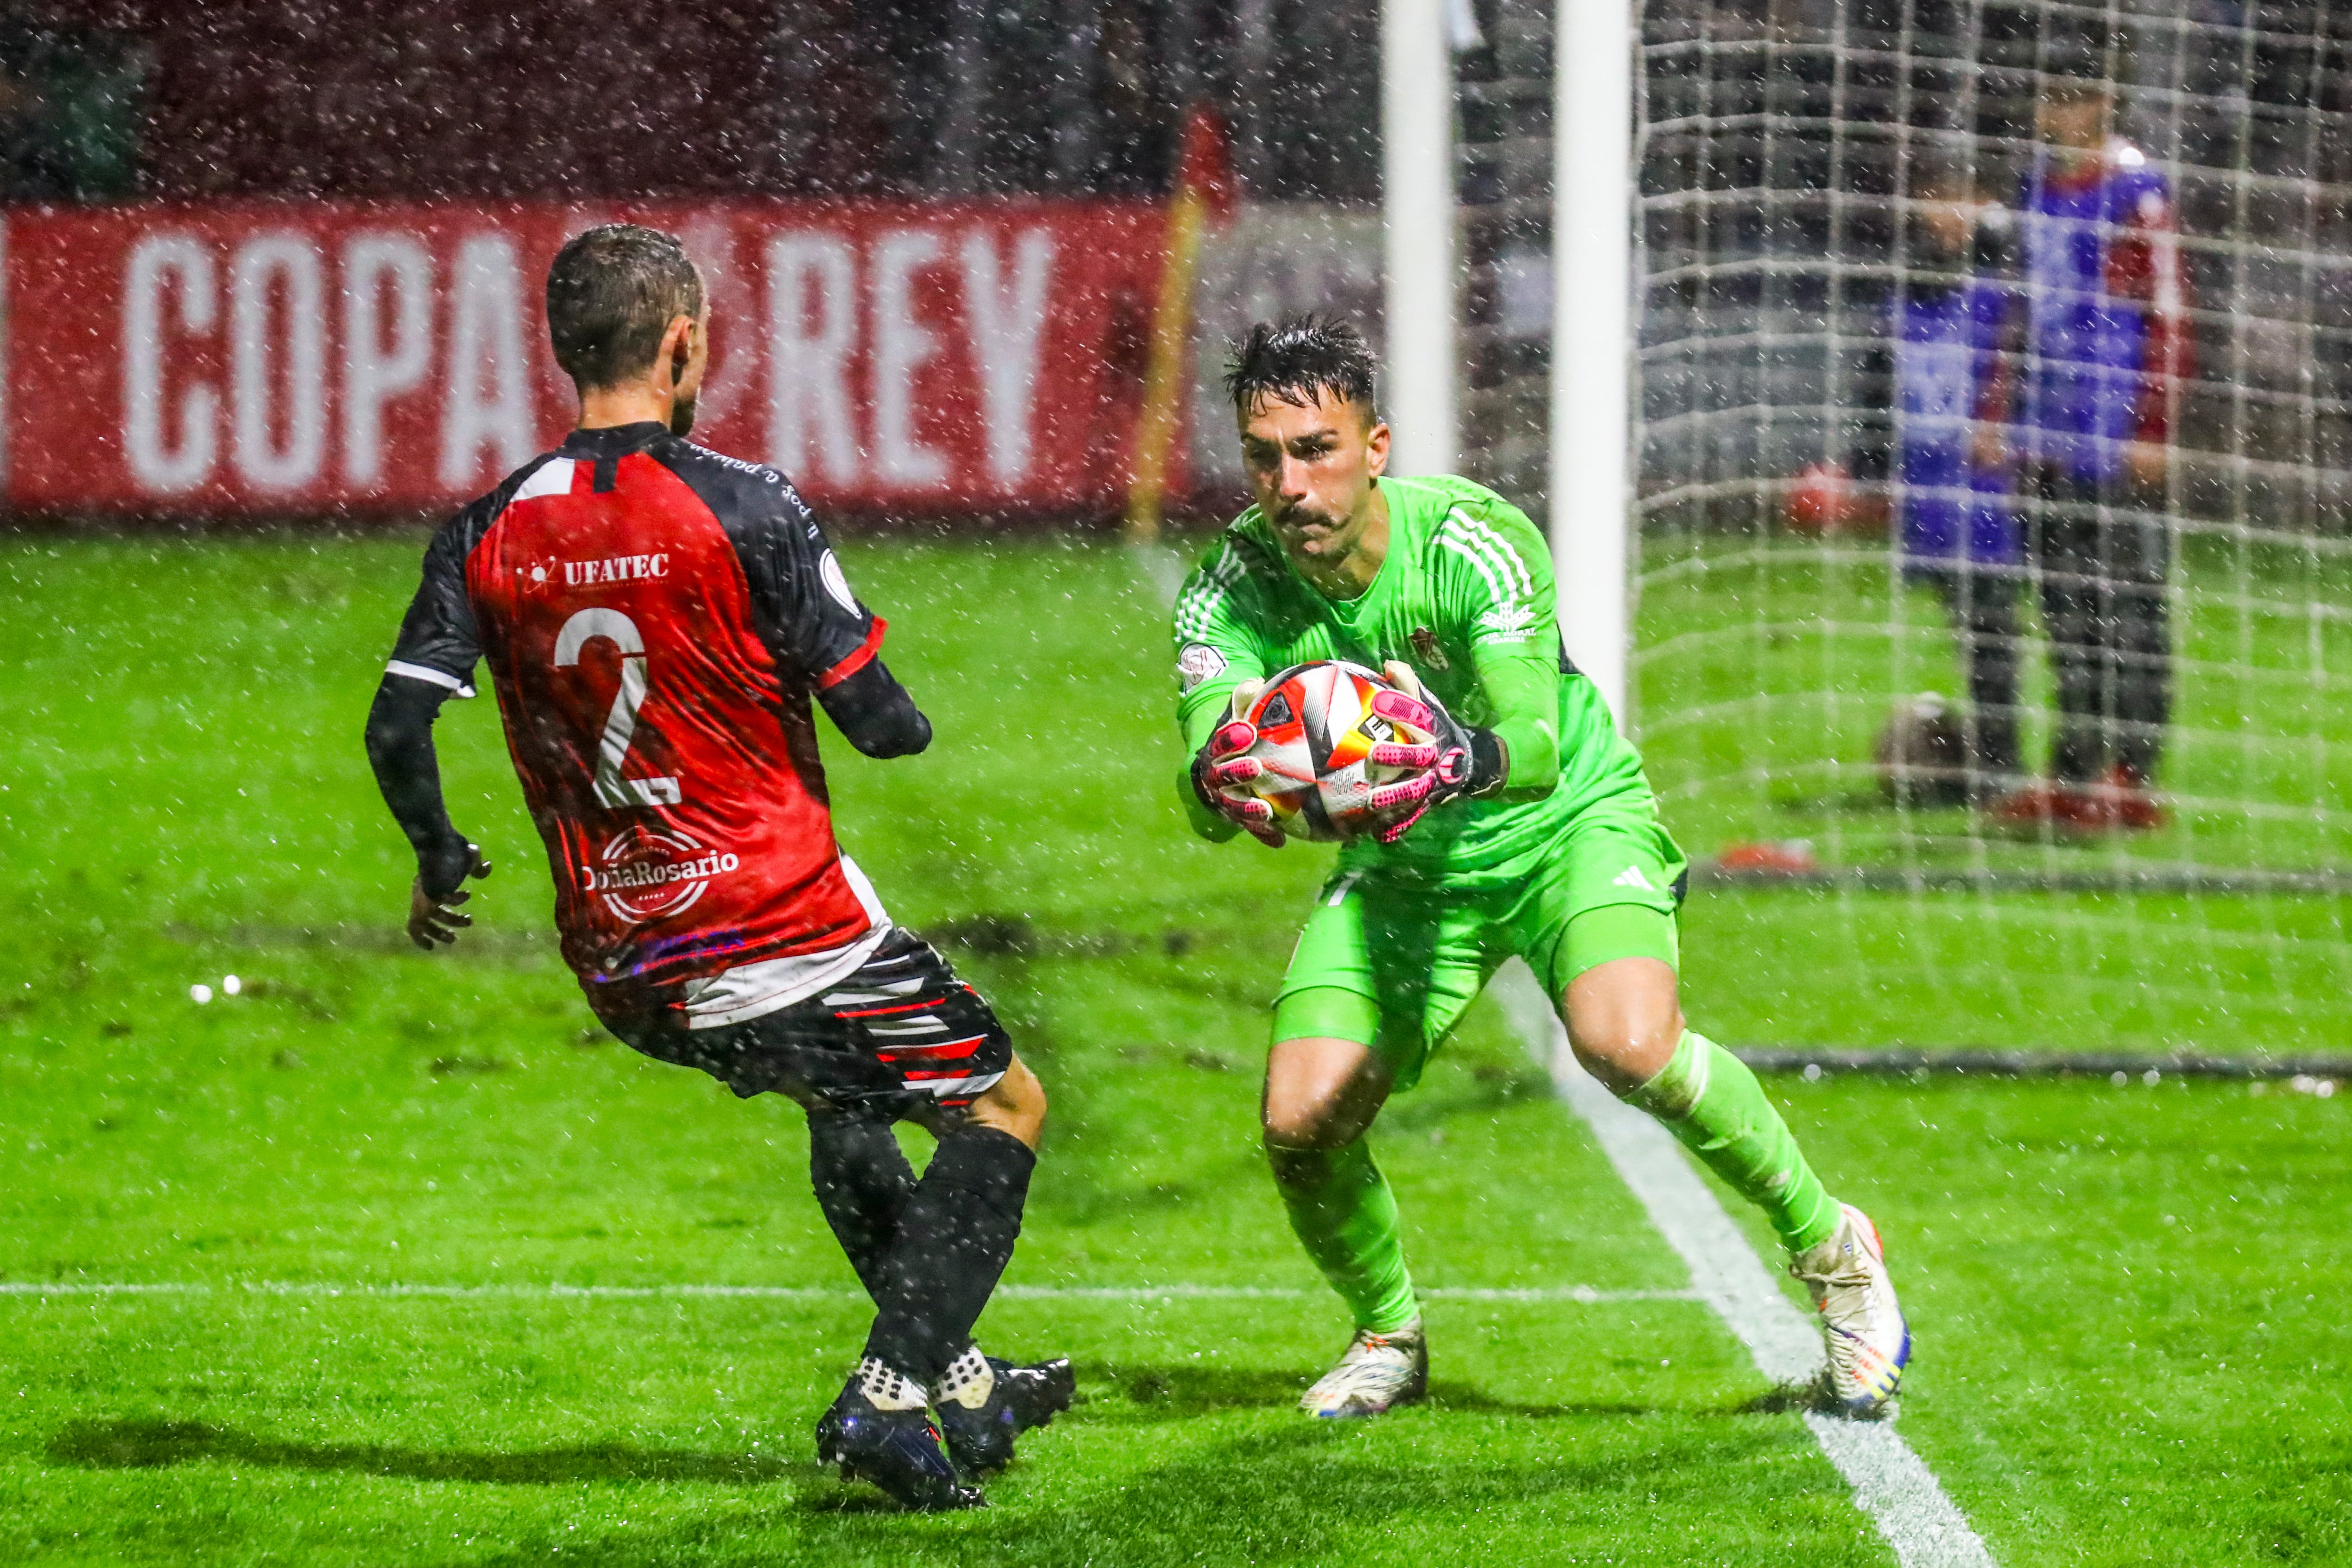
[1994,56,2193,832]
[1887,150,2026,803]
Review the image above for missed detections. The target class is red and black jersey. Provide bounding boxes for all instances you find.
[386,422,892,1006]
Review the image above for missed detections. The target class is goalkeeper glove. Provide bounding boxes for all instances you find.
[1365,661,1507,844]
[1190,681,1286,848]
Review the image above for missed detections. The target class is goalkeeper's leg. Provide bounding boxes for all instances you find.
[1553,905,1907,1416]
[1261,1031,1428,1418]
[1258,877,1491,1418]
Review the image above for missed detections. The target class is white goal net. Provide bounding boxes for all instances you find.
[1461,0,2352,1051]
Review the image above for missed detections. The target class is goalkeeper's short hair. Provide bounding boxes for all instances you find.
[1225,315,1381,425]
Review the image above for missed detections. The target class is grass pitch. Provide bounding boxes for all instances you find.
[1,534,2347,1565]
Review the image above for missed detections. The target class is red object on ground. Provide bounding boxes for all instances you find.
[1784,461,1863,535]
[1993,769,2166,834]
[1715,840,1820,874]
[2092,764,2168,832]
[1992,781,2095,830]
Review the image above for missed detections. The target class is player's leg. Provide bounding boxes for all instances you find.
[1950,560,2025,789]
[1518,816,1907,1417]
[809,1052,1046,1299]
[1263,875,1489,1417]
[2109,494,2172,796]
[2038,471,2111,785]
[807,1110,915,1299]
[732,933,1054,1505]
[819,935,1069,1494]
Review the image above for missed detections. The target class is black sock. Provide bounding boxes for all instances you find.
[808,1111,917,1301]
[861,1126,1036,1386]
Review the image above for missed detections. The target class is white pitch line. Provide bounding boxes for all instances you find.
[0,1280,1693,1305]
[1493,963,1996,1568]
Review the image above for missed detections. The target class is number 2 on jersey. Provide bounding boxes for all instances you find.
[552,608,683,807]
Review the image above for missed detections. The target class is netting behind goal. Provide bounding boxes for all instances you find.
[1460,1,2352,1051]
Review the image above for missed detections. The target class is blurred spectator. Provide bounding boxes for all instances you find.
[1888,154,2025,800]
[1994,59,2193,831]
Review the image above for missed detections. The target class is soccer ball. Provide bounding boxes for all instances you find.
[1237,660,1421,842]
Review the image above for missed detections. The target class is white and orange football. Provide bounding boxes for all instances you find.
[1238,660,1422,842]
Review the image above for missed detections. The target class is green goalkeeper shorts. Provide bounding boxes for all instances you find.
[1272,808,1688,1091]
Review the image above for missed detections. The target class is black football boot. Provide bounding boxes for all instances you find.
[931,1347,1077,1476]
[814,1360,983,1511]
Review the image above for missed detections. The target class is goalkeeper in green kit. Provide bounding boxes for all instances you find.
[1173,317,1909,1420]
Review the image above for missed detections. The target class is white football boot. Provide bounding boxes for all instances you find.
[1299,1320,1428,1418]
[1790,1203,1911,1419]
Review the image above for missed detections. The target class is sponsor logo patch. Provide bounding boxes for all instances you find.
[1177,642,1227,690]
[582,826,738,924]
[818,550,860,613]
[563,553,669,587]
[1474,600,1541,640]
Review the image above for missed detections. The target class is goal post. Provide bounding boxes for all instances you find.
[1382,0,1461,478]
[1548,0,1637,722]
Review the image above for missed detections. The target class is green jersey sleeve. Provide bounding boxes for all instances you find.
[1171,533,1279,840]
[1430,494,1562,800]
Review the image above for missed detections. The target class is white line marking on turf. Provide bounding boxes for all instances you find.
[1492,963,1997,1568]
[0,1280,1696,1305]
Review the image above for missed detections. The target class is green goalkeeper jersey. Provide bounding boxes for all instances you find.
[1172,473,1657,884]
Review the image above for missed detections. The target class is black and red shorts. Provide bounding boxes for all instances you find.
[597,929,1012,1117]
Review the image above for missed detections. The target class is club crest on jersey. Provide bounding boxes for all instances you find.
[1408,626,1450,670]
[1178,641,1227,690]
[581,826,738,923]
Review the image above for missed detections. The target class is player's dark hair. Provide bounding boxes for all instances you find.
[1224,315,1380,424]
[544,224,705,391]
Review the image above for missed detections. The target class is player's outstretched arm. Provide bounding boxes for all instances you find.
[365,673,493,950]
[817,658,931,759]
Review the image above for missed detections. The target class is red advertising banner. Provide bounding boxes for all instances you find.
[5,200,1170,516]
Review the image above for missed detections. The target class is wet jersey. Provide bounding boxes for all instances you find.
[1172,474,1656,885]
[385,422,892,1017]
[2016,138,2192,483]
[1891,277,2020,567]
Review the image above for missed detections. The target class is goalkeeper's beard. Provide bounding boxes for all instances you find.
[668,395,698,439]
[1273,503,1351,558]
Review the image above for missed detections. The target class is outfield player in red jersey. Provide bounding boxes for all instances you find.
[363,224,1067,1511]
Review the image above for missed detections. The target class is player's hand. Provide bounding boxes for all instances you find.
[1366,663,1490,844]
[1191,681,1285,848]
[408,841,492,951]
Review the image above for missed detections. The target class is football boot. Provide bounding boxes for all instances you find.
[814,1359,982,1511]
[932,1346,1077,1475]
[1299,1319,1427,1418]
[1791,1203,1911,1419]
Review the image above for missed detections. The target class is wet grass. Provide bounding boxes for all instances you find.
[0,534,2347,1564]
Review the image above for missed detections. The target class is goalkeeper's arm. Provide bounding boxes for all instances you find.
[1465,641,1562,802]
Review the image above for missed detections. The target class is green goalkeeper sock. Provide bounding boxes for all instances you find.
[1267,1138,1421,1333]
[1629,1030,1840,1253]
